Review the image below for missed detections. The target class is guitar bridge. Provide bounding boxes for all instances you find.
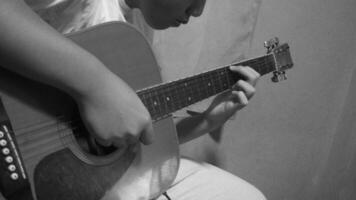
[0,98,34,199]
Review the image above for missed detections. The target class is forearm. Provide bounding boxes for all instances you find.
[175,112,220,144]
[0,0,115,98]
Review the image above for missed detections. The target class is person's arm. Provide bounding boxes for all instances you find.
[176,66,260,144]
[0,0,153,146]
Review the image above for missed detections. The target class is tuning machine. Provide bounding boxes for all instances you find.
[264,37,279,54]
[271,71,287,82]
[264,37,293,83]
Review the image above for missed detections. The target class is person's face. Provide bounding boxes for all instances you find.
[138,0,206,29]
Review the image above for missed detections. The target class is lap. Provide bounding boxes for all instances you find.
[156,158,266,200]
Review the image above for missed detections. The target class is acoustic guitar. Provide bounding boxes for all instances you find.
[0,22,293,200]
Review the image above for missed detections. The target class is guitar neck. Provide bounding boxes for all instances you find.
[137,54,276,120]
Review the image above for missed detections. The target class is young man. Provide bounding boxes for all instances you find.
[0,0,266,199]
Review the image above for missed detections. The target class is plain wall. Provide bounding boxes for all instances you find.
[231,0,356,199]
[153,0,356,199]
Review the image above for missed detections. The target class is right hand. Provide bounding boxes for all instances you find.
[75,74,154,148]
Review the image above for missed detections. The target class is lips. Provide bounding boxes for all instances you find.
[176,19,189,24]
[171,18,189,27]
[172,20,180,26]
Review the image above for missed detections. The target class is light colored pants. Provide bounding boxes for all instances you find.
[156,158,266,200]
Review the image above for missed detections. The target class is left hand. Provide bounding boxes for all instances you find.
[203,65,260,130]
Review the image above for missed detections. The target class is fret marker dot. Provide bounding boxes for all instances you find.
[166,97,170,101]
[154,101,158,106]
[208,83,211,86]
[188,97,192,101]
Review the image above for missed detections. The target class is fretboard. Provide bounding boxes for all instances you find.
[137,54,275,120]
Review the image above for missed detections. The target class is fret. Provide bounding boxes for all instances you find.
[186,79,194,106]
[145,91,154,118]
[203,74,212,98]
[137,53,277,120]
[208,70,217,95]
[221,68,229,90]
[172,81,183,109]
[224,68,232,88]
[221,69,227,89]
[165,84,176,113]
[171,81,188,113]
[161,86,170,113]
[167,85,177,112]
[138,90,151,118]
[181,80,191,108]
[180,80,190,108]
[236,54,275,76]
[191,79,198,102]
[140,92,147,107]
[216,68,225,92]
[186,77,198,104]
[208,71,218,96]
[153,89,163,117]
[201,73,210,98]
[146,94,154,116]
[151,91,160,118]
[210,69,220,93]
[157,87,169,116]
[146,94,154,114]
[180,81,190,108]
[194,76,202,100]
[171,83,180,111]
[171,80,185,110]
[139,91,150,114]
[193,76,204,101]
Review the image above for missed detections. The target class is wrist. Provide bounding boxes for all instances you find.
[202,110,228,133]
[201,111,217,132]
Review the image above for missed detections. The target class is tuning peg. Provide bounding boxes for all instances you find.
[280,71,287,80]
[264,37,280,53]
[271,71,287,82]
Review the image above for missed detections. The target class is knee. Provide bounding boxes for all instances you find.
[204,164,267,200]
[243,184,267,200]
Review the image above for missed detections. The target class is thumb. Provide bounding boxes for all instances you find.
[228,91,248,111]
[139,123,154,145]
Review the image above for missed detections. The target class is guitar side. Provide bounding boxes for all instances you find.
[0,22,179,200]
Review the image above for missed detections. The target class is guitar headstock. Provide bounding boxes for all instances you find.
[264,37,294,82]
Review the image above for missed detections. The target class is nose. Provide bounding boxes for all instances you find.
[186,0,206,17]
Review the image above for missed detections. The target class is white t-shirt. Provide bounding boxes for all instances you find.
[25,1,172,199]
[25,0,153,41]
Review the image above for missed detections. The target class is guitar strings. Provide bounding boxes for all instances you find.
[8,58,276,163]
[4,118,82,162]
[12,116,76,134]
[9,57,274,138]
[21,126,79,164]
[138,58,275,118]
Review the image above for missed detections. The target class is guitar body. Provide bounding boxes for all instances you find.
[0,22,179,200]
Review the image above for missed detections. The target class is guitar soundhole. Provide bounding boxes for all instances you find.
[73,121,118,156]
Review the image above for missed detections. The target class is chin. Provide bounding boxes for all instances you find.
[146,19,171,30]
[150,23,171,30]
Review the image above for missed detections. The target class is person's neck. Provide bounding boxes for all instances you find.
[125,0,139,9]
